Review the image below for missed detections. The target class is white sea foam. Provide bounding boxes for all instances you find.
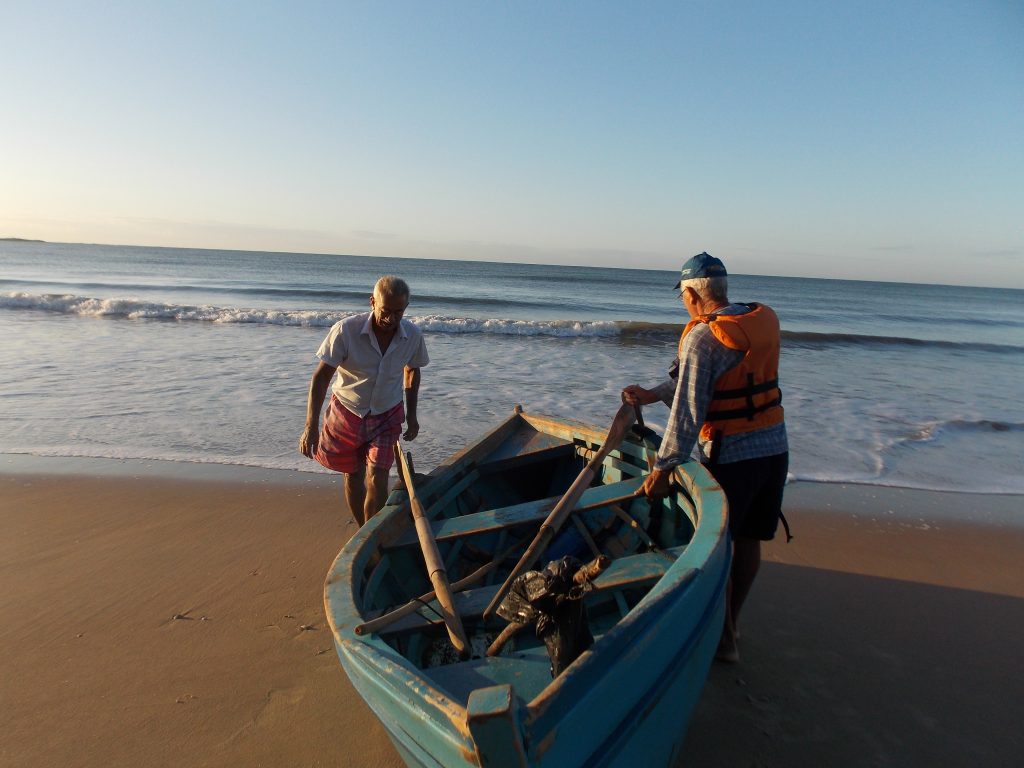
[0,292,628,337]
[414,314,621,337]
[0,292,341,327]
[10,291,1022,350]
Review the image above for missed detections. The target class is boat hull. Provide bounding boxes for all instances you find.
[334,544,727,768]
[325,409,730,768]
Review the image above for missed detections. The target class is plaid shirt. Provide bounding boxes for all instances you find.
[652,304,788,471]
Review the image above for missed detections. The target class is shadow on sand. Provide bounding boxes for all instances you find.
[679,562,1024,767]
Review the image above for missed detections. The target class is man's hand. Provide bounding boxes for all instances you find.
[637,467,672,499]
[298,424,319,458]
[403,417,420,441]
[621,384,658,406]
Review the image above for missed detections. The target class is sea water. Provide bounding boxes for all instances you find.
[1,241,1022,494]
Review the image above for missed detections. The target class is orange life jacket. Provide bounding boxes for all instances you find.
[679,303,784,447]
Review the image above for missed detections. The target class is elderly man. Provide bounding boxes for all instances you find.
[622,252,788,663]
[299,275,428,526]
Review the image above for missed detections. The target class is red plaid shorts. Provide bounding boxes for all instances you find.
[314,397,405,473]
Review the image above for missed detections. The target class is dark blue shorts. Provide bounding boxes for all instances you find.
[707,452,789,541]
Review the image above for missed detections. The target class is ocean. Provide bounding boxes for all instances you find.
[2,241,1022,494]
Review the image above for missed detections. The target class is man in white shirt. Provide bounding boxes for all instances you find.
[299,276,429,526]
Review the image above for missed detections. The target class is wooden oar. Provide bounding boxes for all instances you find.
[482,402,637,620]
[394,444,470,658]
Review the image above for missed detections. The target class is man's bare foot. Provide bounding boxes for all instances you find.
[715,629,739,663]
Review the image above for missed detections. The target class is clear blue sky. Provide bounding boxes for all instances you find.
[2,1,1022,287]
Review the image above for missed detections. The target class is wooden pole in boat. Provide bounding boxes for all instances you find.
[485,621,527,657]
[482,402,637,620]
[355,536,525,636]
[394,444,470,659]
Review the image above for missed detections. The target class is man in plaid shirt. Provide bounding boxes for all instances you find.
[622,252,788,663]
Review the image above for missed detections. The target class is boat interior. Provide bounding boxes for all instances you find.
[353,414,702,707]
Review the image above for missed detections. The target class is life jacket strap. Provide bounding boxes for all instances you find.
[780,511,794,543]
[712,377,780,399]
[705,395,783,422]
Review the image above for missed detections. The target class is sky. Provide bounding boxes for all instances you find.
[1,1,1022,287]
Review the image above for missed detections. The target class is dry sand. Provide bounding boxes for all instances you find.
[1,462,1021,767]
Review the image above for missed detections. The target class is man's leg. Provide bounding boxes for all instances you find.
[730,536,761,628]
[712,452,785,662]
[343,470,368,526]
[728,452,784,632]
[364,465,391,522]
[716,572,739,661]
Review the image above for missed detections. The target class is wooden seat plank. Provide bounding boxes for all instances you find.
[476,442,577,477]
[479,428,572,464]
[425,468,481,520]
[388,477,644,549]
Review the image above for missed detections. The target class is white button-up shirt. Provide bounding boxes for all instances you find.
[316,313,429,417]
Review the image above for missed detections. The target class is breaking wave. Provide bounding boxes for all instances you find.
[3,291,1023,351]
[0,291,624,337]
[897,418,1024,444]
[0,279,555,310]
[779,330,1022,354]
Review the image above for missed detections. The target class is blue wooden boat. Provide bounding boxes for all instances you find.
[324,406,730,768]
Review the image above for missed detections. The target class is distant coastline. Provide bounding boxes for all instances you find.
[1,237,45,242]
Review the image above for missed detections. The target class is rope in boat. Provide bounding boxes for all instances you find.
[412,596,449,625]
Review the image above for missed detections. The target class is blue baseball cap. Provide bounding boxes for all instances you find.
[673,251,727,289]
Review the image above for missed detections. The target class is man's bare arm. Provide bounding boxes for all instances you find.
[299,361,337,458]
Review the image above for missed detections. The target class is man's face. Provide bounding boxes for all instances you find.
[679,286,699,319]
[370,291,409,331]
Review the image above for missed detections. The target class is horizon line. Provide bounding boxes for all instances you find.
[2,236,1019,292]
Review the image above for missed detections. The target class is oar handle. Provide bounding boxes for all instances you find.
[633,403,645,430]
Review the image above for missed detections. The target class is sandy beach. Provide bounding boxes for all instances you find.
[2,460,1022,767]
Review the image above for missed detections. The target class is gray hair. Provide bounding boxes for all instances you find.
[681,276,729,303]
[373,275,410,301]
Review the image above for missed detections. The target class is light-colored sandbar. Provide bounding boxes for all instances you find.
[2,463,1022,767]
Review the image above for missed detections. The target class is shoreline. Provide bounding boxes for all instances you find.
[2,461,1022,766]
[0,452,334,486]
[4,452,1021,527]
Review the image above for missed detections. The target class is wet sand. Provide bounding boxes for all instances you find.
[1,464,1021,767]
